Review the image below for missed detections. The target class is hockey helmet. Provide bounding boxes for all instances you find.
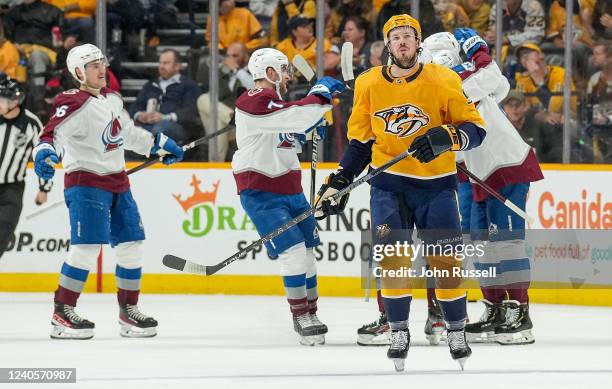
[383,14,422,45]
[66,43,107,85]
[421,32,462,68]
[0,75,25,105]
[248,48,292,97]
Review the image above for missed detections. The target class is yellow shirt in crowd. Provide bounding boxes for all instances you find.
[515,65,577,114]
[0,40,19,79]
[275,37,333,69]
[45,0,97,19]
[206,7,265,50]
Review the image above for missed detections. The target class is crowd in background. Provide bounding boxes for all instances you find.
[0,0,610,163]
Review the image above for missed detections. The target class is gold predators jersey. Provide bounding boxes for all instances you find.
[348,63,484,184]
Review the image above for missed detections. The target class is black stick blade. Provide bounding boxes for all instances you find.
[163,255,187,271]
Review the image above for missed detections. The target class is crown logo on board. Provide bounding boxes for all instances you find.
[173,175,220,213]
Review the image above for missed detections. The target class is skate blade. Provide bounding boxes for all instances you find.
[496,329,535,345]
[466,331,497,343]
[50,324,93,340]
[357,332,391,346]
[391,358,405,372]
[119,322,157,338]
[298,335,316,346]
[456,357,469,371]
[314,335,325,345]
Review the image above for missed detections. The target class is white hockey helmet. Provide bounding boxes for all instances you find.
[66,43,107,85]
[248,48,292,96]
[422,32,462,68]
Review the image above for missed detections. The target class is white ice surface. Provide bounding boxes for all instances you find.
[0,293,611,389]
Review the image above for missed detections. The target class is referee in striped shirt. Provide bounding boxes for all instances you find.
[0,76,51,260]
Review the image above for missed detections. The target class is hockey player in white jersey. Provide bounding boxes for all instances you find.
[232,48,344,345]
[33,44,184,340]
[421,29,543,345]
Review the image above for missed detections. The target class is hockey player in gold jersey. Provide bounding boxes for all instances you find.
[316,15,486,371]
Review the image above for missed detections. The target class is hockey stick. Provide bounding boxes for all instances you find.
[291,54,319,206]
[340,42,355,90]
[163,150,415,276]
[456,163,535,224]
[25,125,234,220]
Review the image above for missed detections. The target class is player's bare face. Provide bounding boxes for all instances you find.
[388,27,419,68]
[84,60,107,90]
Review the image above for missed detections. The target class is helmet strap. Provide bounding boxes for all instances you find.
[264,66,283,99]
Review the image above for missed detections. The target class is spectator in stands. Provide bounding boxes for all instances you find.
[197,42,253,162]
[502,89,562,162]
[275,16,340,73]
[47,0,96,44]
[3,0,63,116]
[545,0,593,78]
[325,0,376,45]
[455,0,491,36]
[369,40,385,67]
[341,16,372,76]
[270,0,316,46]
[514,43,576,125]
[378,0,443,40]
[250,0,279,32]
[586,41,612,162]
[0,23,19,79]
[485,0,545,50]
[206,0,266,51]
[432,0,470,33]
[592,0,612,40]
[129,48,202,144]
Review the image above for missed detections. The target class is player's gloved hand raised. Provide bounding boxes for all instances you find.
[454,28,487,59]
[151,133,184,165]
[33,143,59,180]
[314,169,353,220]
[308,76,346,101]
[409,125,462,163]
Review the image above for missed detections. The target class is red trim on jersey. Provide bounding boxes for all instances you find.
[234,170,302,195]
[64,170,130,193]
[41,89,91,144]
[236,88,329,115]
[472,149,544,202]
[457,47,492,81]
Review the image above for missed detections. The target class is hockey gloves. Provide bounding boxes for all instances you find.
[314,169,354,220]
[306,118,327,140]
[454,28,487,59]
[308,76,346,101]
[33,143,59,180]
[151,133,184,165]
[409,125,461,163]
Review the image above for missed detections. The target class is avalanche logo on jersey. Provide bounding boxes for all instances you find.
[374,103,430,138]
[277,133,299,149]
[102,116,123,152]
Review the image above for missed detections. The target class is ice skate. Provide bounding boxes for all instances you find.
[51,303,95,340]
[495,300,535,345]
[309,313,328,345]
[357,312,390,346]
[293,313,326,346]
[447,328,472,370]
[387,328,409,372]
[424,305,446,345]
[119,304,158,338]
[465,299,505,343]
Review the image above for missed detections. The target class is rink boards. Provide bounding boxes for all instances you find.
[1,163,611,306]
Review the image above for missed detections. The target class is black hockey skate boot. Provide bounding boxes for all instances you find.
[495,300,534,345]
[465,299,506,343]
[387,328,410,372]
[51,302,95,340]
[293,313,326,346]
[119,304,158,338]
[447,328,472,370]
[357,312,390,346]
[309,313,328,345]
[424,305,446,345]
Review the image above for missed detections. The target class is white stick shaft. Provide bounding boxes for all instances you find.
[25,199,64,220]
[504,199,535,225]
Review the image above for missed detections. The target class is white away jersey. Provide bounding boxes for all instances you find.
[37,88,154,193]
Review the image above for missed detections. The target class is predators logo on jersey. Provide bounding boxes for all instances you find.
[374,104,430,138]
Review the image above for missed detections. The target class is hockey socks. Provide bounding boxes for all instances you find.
[55,262,89,306]
[115,265,142,305]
